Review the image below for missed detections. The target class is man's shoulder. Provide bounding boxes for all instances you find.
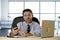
[17,22,23,25]
[33,21,40,25]
[32,21,40,28]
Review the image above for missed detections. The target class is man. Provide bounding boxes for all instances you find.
[10,9,41,37]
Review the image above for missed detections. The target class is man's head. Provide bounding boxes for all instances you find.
[22,9,33,24]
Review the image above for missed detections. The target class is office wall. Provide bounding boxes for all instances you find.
[8,0,39,2]
[0,0,1,20]
[1,0,8,20]
[8,0,60,2]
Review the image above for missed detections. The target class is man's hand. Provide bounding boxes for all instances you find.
[26,33,33,36]
[18,29,26,36]
[10,27,18,37]
[18,29,33,37]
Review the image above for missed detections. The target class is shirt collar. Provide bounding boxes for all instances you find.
[23,21,33,26]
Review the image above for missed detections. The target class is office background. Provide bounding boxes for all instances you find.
[0,0,60,36]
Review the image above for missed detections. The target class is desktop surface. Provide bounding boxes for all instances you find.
[0,36,60,40]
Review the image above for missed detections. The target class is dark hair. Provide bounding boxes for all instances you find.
[22,9,33,16]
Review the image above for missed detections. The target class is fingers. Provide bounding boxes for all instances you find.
[12,27,18,31]
[18,29,26,36]
[11,27,18,35]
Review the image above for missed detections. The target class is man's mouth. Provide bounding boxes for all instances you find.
[27,18,30,20]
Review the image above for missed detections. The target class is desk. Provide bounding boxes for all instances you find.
[0,37,60,40]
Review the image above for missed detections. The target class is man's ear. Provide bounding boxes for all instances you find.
[32,12,33,17]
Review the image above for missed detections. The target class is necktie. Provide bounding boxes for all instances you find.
[27,24,30,33]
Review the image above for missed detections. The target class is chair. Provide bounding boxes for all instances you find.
[11,16,40,28]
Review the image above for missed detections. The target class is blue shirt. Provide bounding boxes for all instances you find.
[17,21,41,37]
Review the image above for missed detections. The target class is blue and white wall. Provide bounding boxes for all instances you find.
[1,0,8,20]
[0,0,1,20]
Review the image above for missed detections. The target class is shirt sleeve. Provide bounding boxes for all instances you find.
[17,22,21,30]
[31,22,41,37]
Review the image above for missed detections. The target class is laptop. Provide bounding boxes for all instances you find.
[41,20,55,38]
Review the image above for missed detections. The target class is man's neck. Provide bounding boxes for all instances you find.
[25,21,32,24]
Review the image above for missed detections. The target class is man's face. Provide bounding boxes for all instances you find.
[23,11,33,23]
